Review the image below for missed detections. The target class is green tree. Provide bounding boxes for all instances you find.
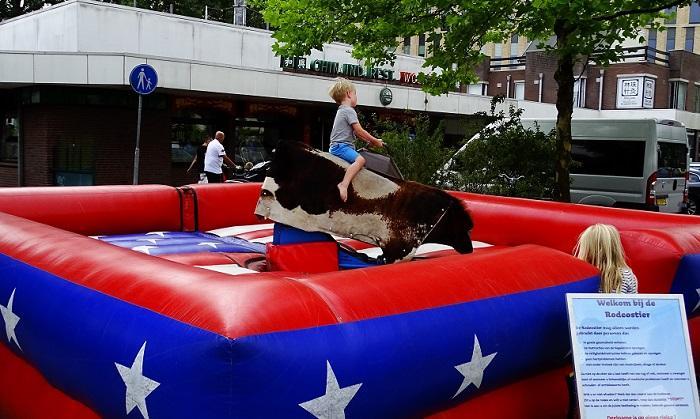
[254,0,691,201]
[111,0,210,19]
[1,0,62,20]
[373,115,455,185]
[446,102,557,199]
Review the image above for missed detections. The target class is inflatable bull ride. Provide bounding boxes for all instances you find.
[0,144,700,418]
[256,141,474,263]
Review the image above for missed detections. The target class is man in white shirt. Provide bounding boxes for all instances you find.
[204,131,236,183]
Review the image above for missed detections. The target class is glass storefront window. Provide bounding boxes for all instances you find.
[1,113,19,163]
[54,138,95,186]
[234,123,272,165]
[171,120,212,163]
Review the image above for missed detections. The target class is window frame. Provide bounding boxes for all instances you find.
[402,36,411,54]
[513,81,525,100]
[0,113,19,164]
[667,27,676,51]
[573,78,587,108]
[691,2,700,24]
[670,80,688,110]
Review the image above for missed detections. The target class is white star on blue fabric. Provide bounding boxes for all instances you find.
[299,361,362,419]
[0,288,21,351]
[137,239,161,245]
[452,335,497,398]
[694,289,700,312]
[132,246,158,255]
[115,341,161,419]
[197,242,220,249]
[145,232,167,237]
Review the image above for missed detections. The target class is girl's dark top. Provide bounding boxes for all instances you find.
[195,144,207,174]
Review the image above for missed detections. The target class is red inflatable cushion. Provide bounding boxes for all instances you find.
[0,344,99,419]
[267,242,339,273]
[0,185,181,235]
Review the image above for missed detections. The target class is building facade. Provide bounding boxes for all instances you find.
[2,0,700,188]
[0,0,522,187]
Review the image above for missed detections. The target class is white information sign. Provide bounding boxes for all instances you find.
[567,294,700,419]
[643,79,655,109]
[617,76,656,109]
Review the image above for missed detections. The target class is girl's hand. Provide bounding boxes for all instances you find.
[375,138,384,148]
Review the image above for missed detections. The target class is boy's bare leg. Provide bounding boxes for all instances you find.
[338,156,365,202]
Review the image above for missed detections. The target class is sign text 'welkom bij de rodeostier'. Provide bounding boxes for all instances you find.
[280,56,419,86]
[566,293,700,419]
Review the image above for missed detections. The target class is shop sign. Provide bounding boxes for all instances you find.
[281,56,419,85]
[616,76,655,109]
[399,71,419,84]
[379,88,393,106]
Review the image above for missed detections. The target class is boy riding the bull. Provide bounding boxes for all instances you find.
[328,78,384,202]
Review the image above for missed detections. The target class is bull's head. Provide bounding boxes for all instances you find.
[423,198,474,254]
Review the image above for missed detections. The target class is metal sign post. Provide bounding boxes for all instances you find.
[134,95,143,185]
[128,64,158,185]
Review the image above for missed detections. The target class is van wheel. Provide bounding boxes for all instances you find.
[688,198,698,215]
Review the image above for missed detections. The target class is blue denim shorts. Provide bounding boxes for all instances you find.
[329,143,359,164]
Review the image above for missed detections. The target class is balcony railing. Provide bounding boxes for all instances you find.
[589,46,670,66]
[489,46,670,71]
[489,56,526,70]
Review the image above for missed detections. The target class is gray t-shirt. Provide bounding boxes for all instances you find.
[329,105,359,146]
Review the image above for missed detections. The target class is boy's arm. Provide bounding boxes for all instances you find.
[351,123,383,147]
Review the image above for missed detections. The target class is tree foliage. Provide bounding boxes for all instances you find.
[371,115,455,186]
[1,0,62,20]
[445,102,557,199]
[110,0,224,20]
[0,0,261,24]
[255,0,692,200]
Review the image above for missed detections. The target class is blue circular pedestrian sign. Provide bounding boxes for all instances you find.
[129,64,158,95]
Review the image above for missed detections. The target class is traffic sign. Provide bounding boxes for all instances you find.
[129,64,158,95]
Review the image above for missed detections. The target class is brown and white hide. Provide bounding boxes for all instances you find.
[254,141,473,263]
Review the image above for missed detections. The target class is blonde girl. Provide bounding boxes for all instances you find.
[573,224,638,294]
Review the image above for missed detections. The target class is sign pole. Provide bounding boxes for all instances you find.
[133,95,143,185]
[128,63,158,185]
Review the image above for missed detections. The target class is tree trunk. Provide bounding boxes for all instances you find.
[553,23,575,202]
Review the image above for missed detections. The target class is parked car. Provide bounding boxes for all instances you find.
[522,119,689,214]
[688,168,700,215]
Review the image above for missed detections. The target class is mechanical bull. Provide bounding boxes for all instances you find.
[254,140,474,262]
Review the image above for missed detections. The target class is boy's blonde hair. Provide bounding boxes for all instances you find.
[573,224,629,293]
[328,78,355,104]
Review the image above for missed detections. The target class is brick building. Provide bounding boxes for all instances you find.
[478,45,700,160]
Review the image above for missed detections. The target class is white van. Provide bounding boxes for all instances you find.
[522,118,689,213]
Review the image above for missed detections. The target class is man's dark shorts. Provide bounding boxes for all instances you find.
[205,172,223,183]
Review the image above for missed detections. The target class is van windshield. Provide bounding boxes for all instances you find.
[571,139,645,177]
[657,142,688,178]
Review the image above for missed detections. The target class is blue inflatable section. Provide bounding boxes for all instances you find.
[98,231,266,255]
[670,253,700,316]
[273,223,333,245]
[0,252,599,418]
